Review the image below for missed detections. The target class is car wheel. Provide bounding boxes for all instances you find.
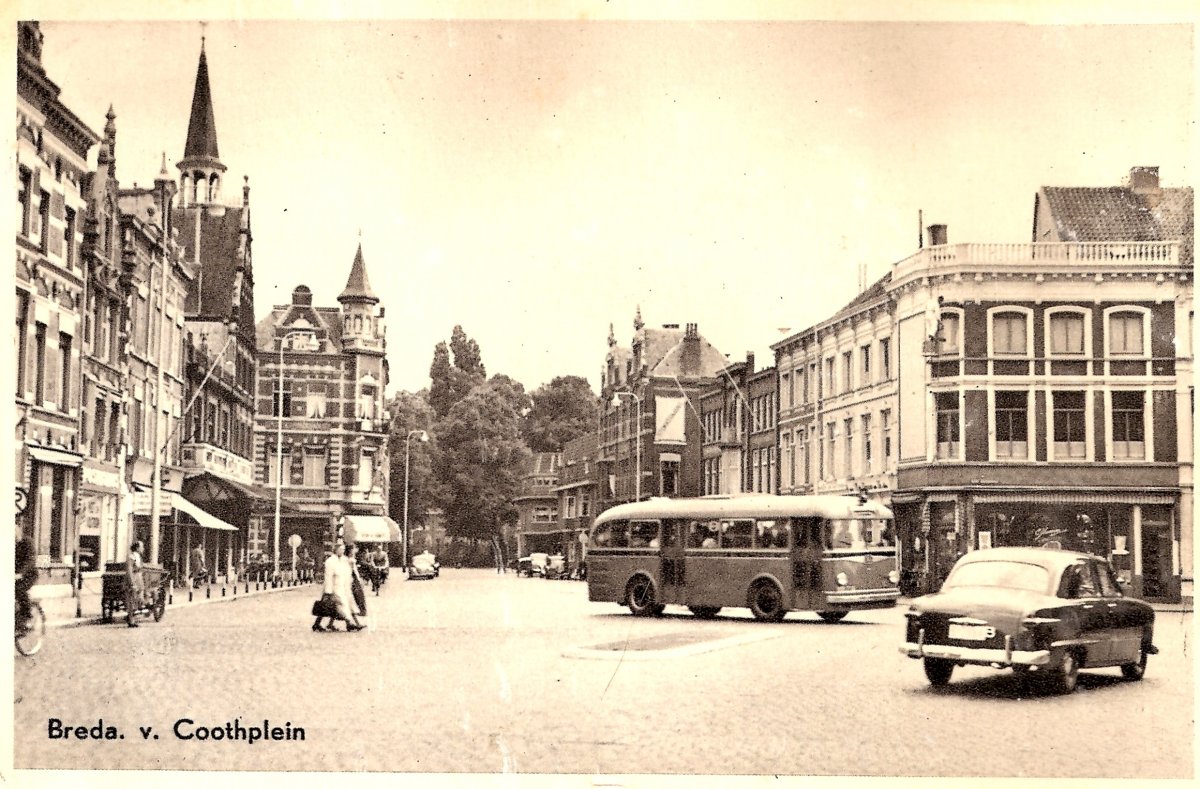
[688,606,721,619]
[1052,650,1080,694]
[625,575,659,617]
[923,658,954,687]
[747,580,786,622]
[817,611,848,624]
[1121,634,1150,681]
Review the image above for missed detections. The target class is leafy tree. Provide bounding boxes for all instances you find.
[428,338,483,419]
[386,391,441,537]
[523,375,598,452]
[450,324,486,379]
[436,378,530,545]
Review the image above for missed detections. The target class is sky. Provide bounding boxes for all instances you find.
[27,4,1195,396]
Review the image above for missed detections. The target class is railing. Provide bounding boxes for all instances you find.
[179,442,254,484]
[894,241,1181,279]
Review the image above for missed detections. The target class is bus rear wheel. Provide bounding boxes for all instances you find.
[625,575,661,617]
[688,606,721,619]
[747,580,786,622]
[817,611,848,623]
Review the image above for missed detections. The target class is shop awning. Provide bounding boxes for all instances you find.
[28,445,83,467]
[174,496,238,531]
[343,515,400,543]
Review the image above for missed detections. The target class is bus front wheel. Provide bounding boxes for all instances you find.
[747,580,786,622]
[625,575,662,617]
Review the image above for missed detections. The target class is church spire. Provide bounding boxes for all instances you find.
[177,36,226,206]
[338,242,379,304]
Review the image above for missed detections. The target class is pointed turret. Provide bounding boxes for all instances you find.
[338,243,379,304]
[176,38,227,207]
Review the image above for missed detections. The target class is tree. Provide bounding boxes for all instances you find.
[450,324,485,379]
[436,378,530,545]
[428,338,482,419]
[523,375,599,452]
[386,391,441,539]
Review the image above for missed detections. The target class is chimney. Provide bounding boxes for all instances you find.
[680,323,701,372]
[1130,166,1162,210]
[685,323,698,339]
[927,224,948,247]
[1129,166,1160,193]
[745,351,755,373]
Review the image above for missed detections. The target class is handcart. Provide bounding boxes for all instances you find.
[101,562,169,624]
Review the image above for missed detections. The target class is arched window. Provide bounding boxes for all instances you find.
[1045,306,1092,375]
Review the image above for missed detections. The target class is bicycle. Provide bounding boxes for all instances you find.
[15,597,45,657]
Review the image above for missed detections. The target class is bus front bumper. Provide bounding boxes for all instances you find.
[824,589,900,605]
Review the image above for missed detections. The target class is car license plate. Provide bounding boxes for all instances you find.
[948,623,991,641]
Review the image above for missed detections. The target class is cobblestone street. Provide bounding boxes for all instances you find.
[13,569,1193,779]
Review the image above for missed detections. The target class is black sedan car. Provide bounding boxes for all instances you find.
[901,547,1157,694]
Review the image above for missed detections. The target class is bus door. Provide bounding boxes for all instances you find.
[659,519,686,605]
[791,516,823,609]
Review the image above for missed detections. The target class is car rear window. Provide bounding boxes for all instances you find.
[943,560,1051,594]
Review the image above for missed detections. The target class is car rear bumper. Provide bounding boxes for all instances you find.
[900,639,1051,667]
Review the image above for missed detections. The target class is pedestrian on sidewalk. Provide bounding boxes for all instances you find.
[190,543,207,588]
[348,544,368,618]
[125,541,145,628]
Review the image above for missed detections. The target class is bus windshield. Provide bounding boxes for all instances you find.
[827,519,895,550]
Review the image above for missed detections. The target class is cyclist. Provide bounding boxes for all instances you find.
[15,523,36,633]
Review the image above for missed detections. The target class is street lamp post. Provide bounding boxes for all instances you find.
[274,331,317,580]
[613,390,642,502]
[403,429,429,573]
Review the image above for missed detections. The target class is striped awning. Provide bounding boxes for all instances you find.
[973,491,1176,505]
[173,496,237,531]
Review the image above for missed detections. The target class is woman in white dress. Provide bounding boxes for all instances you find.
[321,542,363,631]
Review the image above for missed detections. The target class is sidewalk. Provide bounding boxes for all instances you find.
[38,576,319,630]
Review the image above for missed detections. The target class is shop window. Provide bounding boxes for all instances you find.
[934,392,960,459]
[1052,391,1087,459]
[1111,391,1145,459]
[994,391,1028,459]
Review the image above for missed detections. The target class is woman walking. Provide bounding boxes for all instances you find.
[348,544,368,620]
[314,542,362,632]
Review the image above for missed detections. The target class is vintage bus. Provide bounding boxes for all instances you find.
[586,494,898,622]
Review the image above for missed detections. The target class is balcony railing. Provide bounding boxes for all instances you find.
[179,442,254,484]
[894,241,1181,280]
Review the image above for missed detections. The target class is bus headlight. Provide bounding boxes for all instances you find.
[888,570,899,584]
[836,572,848,587]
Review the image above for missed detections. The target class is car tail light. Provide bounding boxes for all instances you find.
[836,572,848,586]
[888,570,899,584]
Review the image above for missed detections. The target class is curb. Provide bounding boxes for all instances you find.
[42,581,315,630]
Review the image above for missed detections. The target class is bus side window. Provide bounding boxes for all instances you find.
[630,520,659,548]
[689,520,718,549]
[662,520,681,548]
[608,521,629,549]
[756,519,787,549]
[721,519,753,549]
[794,517,820,550]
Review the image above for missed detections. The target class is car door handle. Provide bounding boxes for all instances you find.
[1107,603,1118,608]
[1081,604,1095,609]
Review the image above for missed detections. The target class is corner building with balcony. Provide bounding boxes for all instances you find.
[252,247,394,565]
[890,168,1192,602]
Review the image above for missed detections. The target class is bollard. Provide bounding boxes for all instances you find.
[206,585,211,599]
[221,586,226,597]
[188,589,193,603]
[244,581,249,594]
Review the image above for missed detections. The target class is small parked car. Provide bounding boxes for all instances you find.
[900,547,1157,694]
[519,552,549,578]
[408,551,439,580]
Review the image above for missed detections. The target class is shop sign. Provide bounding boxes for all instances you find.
[83,465,121,491]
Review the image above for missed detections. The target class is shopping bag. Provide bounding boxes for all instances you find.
[311,593,338,618]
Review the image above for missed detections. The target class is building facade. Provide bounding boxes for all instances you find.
[599,312,729,509]
[773,274,898,502]
[512,451,563,559]
[890,179,1192,601]
[15,22,100,597]
[252,248,394,569]
[169,39,266,578]
[698,353,779,496]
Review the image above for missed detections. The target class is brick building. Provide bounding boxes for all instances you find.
[889,168,1192,601]
[252,246,395,570]
[599,311,729,507]
[698,353,779,495]
[15,22,100,598]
